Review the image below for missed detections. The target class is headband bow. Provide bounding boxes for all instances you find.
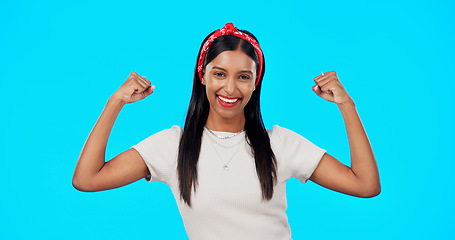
[220,22,237,34]
[197,23,264,86]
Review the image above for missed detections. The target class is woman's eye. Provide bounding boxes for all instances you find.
[240,75,251,80]
[213,72,225,77]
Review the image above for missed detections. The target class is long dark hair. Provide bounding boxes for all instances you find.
[178,29,277,207]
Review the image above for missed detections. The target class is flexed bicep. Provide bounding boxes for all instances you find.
[309,153,379,198]
[73,148,150,192]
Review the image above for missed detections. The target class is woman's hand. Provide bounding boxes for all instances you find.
[111,72,155,104]
[312,71,352,105]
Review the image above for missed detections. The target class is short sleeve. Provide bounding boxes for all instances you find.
[130,125,182,183]
[271,125,326,184]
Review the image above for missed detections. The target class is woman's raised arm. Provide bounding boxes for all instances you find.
[308,71,380,198]
[72,72,154,192]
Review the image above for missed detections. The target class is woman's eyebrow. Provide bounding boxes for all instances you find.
[212,66,227,71]
[238,70,253,74]
[212,66,253,74]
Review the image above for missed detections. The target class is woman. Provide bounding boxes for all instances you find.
[73,23,380,239]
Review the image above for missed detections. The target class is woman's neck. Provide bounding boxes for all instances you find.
[205,111,245,133]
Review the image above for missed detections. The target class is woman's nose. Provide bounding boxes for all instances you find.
[224,77,236,95]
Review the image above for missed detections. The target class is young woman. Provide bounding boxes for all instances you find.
[73,23,380,239]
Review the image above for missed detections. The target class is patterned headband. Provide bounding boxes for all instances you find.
[197,23,264,86]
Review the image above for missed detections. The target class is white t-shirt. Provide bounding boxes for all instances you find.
[131,125,326,240]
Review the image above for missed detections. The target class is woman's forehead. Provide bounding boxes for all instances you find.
[208,50,256,72]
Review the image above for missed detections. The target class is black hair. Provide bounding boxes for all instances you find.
[177,29,276,207]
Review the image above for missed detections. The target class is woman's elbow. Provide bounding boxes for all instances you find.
[358,184,381,198]
[72,176,95,192]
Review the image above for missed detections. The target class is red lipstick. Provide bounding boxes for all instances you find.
[217,95,241,108]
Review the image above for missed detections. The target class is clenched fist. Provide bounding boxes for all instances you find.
[112,72,155,104]
[312,71,353,105]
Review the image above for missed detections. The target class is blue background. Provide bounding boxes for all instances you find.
[1,0,454,239]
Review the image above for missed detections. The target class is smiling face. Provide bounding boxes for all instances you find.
[201,49,257,130]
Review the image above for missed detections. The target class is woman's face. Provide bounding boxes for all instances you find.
[202,49,257,122]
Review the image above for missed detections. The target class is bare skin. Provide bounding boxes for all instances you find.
[72,72,153,191]
[73,51,380,198]
[202,50,256,133]
[309,71,380,197]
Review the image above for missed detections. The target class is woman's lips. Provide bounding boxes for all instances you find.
[217,95,241,108]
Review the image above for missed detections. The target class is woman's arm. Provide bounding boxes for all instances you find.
[308,71,380,198]
[72,72,154,192]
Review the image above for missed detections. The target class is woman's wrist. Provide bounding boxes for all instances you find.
[337,96,355,109]
[106,96,127,114]
[108,95,127,107]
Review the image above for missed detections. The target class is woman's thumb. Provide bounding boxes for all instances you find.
[142,85,155,98]
[313,85,322,96]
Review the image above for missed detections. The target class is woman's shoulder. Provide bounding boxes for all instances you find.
[166,125,183,134]
[268,125,297,137]
[154,125,182,141]
[155,125,182,136]
[268,124,317,145]
[136,125,182,145]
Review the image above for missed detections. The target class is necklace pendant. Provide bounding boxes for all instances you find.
[223,165,229,171]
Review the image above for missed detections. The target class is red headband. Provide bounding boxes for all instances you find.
[197,23,264,86]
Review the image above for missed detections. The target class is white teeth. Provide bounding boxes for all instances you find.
[218,96,239,103]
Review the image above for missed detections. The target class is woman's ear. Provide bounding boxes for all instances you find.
[201,71,206,85]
